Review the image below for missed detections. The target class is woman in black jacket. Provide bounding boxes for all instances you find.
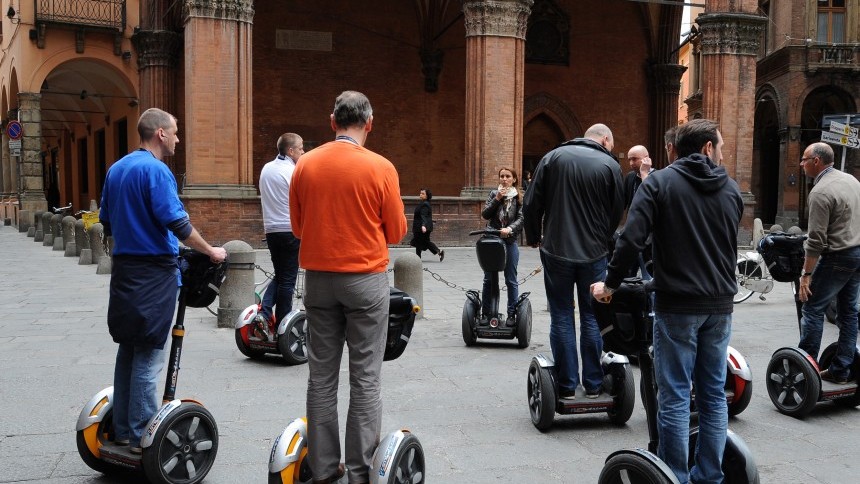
[481,168,524,326]
[411,188,444,261]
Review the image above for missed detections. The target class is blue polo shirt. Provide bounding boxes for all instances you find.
[100,149,188,256]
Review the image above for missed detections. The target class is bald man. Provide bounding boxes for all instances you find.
[624,145,653,209]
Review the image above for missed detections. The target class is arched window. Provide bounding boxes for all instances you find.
[817,0,845,43]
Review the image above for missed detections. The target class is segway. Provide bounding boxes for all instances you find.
[596,280,760,484]
[236,288,419,364]
[268,295,424,484]
[269,418,424,484]
[76,248,227,484]
[759,232,860,418]
[462,229,532,348]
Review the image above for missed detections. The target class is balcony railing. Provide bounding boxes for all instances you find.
[805,42,859,74]
[34,0,125,31]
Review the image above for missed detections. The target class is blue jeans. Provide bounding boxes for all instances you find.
[653,312,731,484]
[541,251,606,393]
[262,231,301,324]
[482,242,519,317]
[799,246,860,377]
[112,343,166,445]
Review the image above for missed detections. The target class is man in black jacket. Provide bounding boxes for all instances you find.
[523,123,624,400]
[592,118,743,484]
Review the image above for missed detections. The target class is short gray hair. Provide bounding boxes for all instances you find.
[333,91,373,129]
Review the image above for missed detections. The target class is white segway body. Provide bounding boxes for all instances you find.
[269,417,312,484]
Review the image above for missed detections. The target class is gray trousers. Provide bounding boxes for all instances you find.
[305,270,389,483]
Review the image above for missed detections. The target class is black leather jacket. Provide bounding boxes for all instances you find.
[482,190,524,243]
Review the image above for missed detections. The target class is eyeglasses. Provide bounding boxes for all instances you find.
[800,156,816,163]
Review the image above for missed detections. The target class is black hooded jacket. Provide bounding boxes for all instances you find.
[605,153,743,314]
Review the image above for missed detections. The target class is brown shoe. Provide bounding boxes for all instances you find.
[820,369,849,385]
[312,463,345,484]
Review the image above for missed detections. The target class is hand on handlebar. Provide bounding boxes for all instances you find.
[590,282,613,304]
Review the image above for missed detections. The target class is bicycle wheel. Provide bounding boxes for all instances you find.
[734,257,761,304]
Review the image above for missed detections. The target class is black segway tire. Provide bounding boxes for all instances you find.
[727,369,753,417]
[235,327,266,359]
[825,298,837,325]
[516,298,532,349]
[278,313,309,365]
[462,301,478,346]
[527,360,556,431]
[142,402,218,484]
[76,409,122,475]
[765,348,820,418]
[598,453,674,484]
[607,364,635,425]
[819,343,860,408]
[385,433,425,484]
[268,456,312,484]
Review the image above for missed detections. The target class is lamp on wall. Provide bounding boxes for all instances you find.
[788,173,797,186]
[6,6,15,19]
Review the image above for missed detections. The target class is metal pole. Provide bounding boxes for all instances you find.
[841,114,849,171]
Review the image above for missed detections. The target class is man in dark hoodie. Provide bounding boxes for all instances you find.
[592,119,743,484]
[523,123,624,401]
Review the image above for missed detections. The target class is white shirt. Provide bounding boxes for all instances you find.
[259,154,296,233]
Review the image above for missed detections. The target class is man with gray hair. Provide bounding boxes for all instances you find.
[797,141,860,385]
[523,123,624,401]
[290,91,407,483]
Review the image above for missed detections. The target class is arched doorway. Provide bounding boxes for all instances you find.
[752,95,780,224]
[798,86,856,227]
[523,112,566,179]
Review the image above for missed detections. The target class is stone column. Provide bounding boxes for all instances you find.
[180,0,256,199]
[17,93,48,217]
[650,63,686,168]
[461,0,532,198]
[697,7,766,244]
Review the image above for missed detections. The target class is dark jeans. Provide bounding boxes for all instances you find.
[482,241,519,317]
[262,231,301,324]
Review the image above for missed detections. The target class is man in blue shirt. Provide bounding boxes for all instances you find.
[99,108,226,453]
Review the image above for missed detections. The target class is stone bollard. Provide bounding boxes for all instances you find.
[62,216,77,256]
[787,225,804,235]
[52,214,66,251]
[30,211,43,238]
[394,253,424,319]
[74,219,88,257]
[18,210,31,233]
[42,212,54,246]
[218,240,255,328]
[97,235,113,275]
[86,223,106,266]
[752,218,764,248]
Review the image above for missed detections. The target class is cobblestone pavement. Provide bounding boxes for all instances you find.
[1,225,858,483]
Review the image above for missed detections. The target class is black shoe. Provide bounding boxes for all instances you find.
[505,314,516,327]
[439,250,445,262]
[130,446,143,455]
[820,369,849,385]
[585,386,603,399]
[560,390,576,401]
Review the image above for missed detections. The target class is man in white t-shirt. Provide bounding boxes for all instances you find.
[258,133,304,330]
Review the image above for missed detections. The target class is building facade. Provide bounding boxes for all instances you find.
[1,0,767,247]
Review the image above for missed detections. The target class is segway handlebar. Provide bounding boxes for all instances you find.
[469,229,502,237]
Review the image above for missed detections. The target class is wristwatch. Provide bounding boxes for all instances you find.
[802,272,813,277]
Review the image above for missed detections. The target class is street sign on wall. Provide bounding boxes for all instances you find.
[5,120,22,140]
[829,120,859,138]
[8,139,21,157]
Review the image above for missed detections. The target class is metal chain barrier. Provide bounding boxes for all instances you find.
[421,264,543,293]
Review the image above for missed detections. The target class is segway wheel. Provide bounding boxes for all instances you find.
[268,456,312,484]
[375,433,425,484]
[819,343,860,408]
[142,402,218,484]
[515,298,532,349]
[76,409,121,475]
[598,453,674,484]
[278,312,309,365]
[727,368,753,417]
[825,298,837,325]
[766,349,820,418]
[235,327,266,359]
[527,360,556,431]
[607,364,635,425]
[461,301,478,346]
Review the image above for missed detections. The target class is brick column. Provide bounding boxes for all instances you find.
[1,121,11,196]
[17,93,48,216]
[181,0,255,198]
[650,63,686,168]
[697,7,766,244]
[461,0,532,198]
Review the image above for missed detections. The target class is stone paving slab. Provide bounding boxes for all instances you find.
[0,225,858,483]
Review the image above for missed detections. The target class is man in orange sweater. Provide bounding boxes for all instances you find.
[290,90,407,484]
